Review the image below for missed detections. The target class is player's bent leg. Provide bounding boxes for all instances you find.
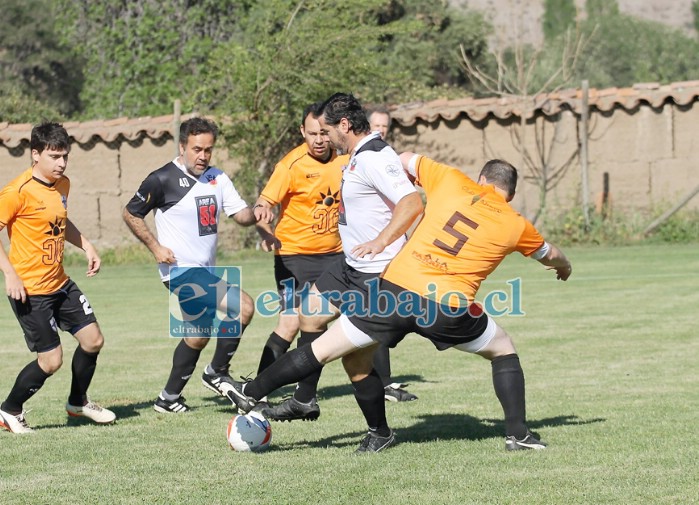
[298,284,339,333]
[311,315,373,364]
[67,324,115,424]
[456,319,544,451]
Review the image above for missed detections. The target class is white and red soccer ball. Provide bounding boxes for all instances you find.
[227,411,272,452]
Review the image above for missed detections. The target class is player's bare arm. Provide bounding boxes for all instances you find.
[122,208,176,264]
[536,243,572,281]
[231,207,257,227]
[65,219,101,276]
[351,192,424,259]
[0,227,26,302]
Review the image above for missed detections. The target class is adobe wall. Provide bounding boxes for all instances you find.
[392,100,699,224]
[1,98,697,249]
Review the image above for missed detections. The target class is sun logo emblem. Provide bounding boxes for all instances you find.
[316,187,340,207]
[46,217,65,236]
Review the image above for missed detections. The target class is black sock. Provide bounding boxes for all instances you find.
[256,332,291,375]
[68,347,99,406]
[245,344,322,401]
[491,353,527,439]
[164,340,202,397]
[210,323,247,372]
[294,330,324,403]
[1,360,52,414]
[372,344,392,387]
[352,369,390,437]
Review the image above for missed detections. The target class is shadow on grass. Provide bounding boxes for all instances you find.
[272,413,605,452]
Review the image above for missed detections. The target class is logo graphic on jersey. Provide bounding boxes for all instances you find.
[205,173,218,185]
[46,217,65,236]
[313,187,341,234]
[316,187,340,207]
[61,195,68,209]
[471,191,486,205]
[385,164,401,177]
[349,159,357,171]
[195,195,218,236]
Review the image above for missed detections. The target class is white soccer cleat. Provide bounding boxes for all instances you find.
[0,408,34,434]
[66,401,116,424]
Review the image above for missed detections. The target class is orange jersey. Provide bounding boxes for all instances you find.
[382,156,544,305]
[260,143,346,255]
[0,168,70,295]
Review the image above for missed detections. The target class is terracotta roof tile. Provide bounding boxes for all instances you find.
[3,81,699,146]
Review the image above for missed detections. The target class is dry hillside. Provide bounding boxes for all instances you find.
[450,0,695,48]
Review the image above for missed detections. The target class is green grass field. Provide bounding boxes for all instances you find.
[0,244,697,505]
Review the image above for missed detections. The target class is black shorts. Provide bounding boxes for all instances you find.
[275,252,344,311]
[8,279,98,353]
[314,258,380,313]
[347,279,490,351]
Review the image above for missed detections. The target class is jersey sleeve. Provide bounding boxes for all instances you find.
[516,218,546,256]
[259,159,292,206]
[125,171,165,218]
[362,152,417,205]
[221,175,249,216]
[0,184,22,227]
[414,155,476,196]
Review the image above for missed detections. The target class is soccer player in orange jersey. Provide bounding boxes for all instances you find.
[252,102,345,420]
[0,123,116,434]
[228,152,572,453]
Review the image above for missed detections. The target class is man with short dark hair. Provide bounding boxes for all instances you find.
[252,102,346,420]
[0,122,116,434]
[229,92,424,433]
[123,117,258,414]
[364,104,417,403]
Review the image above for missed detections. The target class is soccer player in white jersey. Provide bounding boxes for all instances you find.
[247,93,424,448]
[123,118,258,413]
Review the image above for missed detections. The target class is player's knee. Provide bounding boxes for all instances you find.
[184,336,210,350]
[75,323,105,353]
[38,350,63,374]
[239,292,255,325]
[342,352,373,381]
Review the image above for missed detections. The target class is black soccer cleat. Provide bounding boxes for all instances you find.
[384,383,418,402]
[201,367,236,397]
[355,429,396,454]
[265,397,320,422]
[505,431,547,451]
[225,380,257,413]
[153,395,190,414]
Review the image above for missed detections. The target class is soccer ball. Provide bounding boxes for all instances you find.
[226,411,272,452]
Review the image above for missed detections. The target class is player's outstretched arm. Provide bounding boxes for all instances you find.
[66,219,101,276]
[536,243,572,281]
[231,207,257,227]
